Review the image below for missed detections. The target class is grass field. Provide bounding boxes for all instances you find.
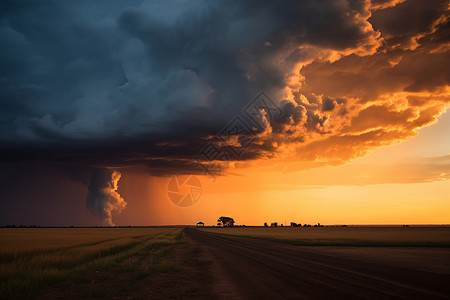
[0,228,183,300]
[199,226,450,246]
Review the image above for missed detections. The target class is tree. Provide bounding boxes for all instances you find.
[264,222,268,227]
[271,222,278,227]
[217,216,235,227]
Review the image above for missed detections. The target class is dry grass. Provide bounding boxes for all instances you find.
[0,228,183,300]
[199,227,450,246]
[0,228,172,253]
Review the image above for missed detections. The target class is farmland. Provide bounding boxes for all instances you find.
[199,226,450,246]
[1,226,449,299]
[0,228,184,299]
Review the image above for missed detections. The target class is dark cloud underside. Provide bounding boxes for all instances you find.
[0,0,449,175]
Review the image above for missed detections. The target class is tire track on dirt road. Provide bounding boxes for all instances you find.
[185,228,450,300]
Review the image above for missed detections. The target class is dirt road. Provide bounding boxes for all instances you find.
[185,228,450,300]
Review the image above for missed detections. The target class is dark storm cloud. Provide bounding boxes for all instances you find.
[0,0,378,171]
[0,0,449,176]
[369,0,448,48]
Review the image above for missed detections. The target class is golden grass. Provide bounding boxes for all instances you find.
[0,228,183,300]
[199,227,450,246]
[0,228,173,253]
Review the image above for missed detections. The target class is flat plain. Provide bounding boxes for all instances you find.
[199,226,450,246]
[1,226,450,299]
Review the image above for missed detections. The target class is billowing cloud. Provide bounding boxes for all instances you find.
[0,0,449,178]
[86,169,126,226]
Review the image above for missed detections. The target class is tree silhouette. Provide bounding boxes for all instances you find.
[217,216,235,227]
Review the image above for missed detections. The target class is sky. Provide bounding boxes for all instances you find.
[0,0,449,226]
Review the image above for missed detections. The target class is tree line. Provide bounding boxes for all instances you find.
[264,222,324,227]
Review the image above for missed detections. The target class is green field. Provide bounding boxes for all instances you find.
[199,226,450,246]
[0,228,183,300]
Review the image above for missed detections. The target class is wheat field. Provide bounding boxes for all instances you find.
[0,228,183,300]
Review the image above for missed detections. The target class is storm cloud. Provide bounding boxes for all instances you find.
[86,169,126,226]
[0,0,449,176]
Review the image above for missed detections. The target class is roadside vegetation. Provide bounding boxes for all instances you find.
[0,228,183,300]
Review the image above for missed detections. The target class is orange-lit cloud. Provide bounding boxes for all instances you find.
[370,0,408,11]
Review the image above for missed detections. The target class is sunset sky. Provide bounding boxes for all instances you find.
[0,0,449,226]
